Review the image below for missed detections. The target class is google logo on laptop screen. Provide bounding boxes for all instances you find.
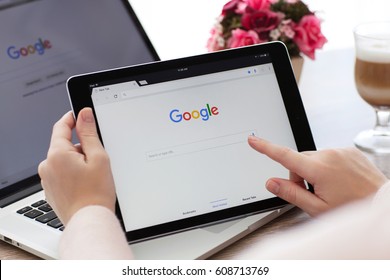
[7,38,52,60]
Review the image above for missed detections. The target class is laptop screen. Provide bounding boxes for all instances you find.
[67,43,315,241]
[0,0,158,197]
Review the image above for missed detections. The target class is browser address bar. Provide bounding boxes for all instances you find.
[120,64,272,100]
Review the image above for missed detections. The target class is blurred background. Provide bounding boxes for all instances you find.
[130,0,390,59]
[130,0,390,176]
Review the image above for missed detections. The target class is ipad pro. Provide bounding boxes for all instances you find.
[67,42,316,259]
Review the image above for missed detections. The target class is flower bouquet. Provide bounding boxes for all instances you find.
[207,0,327,60]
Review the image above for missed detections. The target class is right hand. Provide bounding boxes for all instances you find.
[248,136,388,216]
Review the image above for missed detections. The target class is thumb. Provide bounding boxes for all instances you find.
[76,108,104,158]
[266,178,329,216]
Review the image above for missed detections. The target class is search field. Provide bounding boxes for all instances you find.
[146,130,257,161]
[0,49,83,85]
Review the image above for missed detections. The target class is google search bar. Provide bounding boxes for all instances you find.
[0,49,82,84]
[146,130,256,161]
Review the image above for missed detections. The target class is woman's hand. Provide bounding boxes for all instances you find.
[248,136,388,216]
[38,108,116,225]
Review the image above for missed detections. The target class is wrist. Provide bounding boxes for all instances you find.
[64,198,115,225]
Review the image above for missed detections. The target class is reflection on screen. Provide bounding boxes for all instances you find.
[0,0,41,11]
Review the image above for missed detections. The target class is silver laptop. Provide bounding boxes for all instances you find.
[67,42,316,260]
[0,0,158,259]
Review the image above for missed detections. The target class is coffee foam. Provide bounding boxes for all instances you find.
[356,42,390,63]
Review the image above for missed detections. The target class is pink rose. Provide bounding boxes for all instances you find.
[280,19,295,39]
[236,2,248,14]
[244,0,276,11]
[227,28,262,48]
[222,0,244,15]
[222,0,248,14]
[241,10,282,40]
[293,15,327,59]
[207,26,225,52]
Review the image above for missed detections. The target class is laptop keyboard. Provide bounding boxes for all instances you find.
[16,200,64,231]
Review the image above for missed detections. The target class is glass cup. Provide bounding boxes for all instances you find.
[354,22,390,154]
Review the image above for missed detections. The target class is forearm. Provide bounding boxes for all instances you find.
[59,205,133,260]
[236,181,390,259]
[371,180,390,208]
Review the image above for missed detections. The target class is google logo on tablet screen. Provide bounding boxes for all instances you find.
[169,104,219,123]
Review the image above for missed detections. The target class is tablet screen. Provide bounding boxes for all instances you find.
[68,42,315,241]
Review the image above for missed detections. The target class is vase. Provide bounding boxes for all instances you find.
[291,56,304,83]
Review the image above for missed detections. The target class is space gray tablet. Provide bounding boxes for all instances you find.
[67,42,315,242]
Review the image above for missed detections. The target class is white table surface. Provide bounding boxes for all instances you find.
[299,48,390,177]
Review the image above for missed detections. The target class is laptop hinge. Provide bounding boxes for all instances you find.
[0,184,42,208]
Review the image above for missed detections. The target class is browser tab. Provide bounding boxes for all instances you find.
[91,81,140,105]
[92,80,139,94]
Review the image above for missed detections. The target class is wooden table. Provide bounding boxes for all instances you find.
[1,48,380,260]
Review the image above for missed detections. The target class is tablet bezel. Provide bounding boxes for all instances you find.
[67,42,316,242]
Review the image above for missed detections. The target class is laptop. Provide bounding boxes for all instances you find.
[67,42,316,260]
[0,0,158,259]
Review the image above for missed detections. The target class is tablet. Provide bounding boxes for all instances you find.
[67,42,316,242]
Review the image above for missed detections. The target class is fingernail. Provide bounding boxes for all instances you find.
[82,109,94,123]
[266,179,280,194]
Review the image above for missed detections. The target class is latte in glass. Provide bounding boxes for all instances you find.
[355,46,390,107]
